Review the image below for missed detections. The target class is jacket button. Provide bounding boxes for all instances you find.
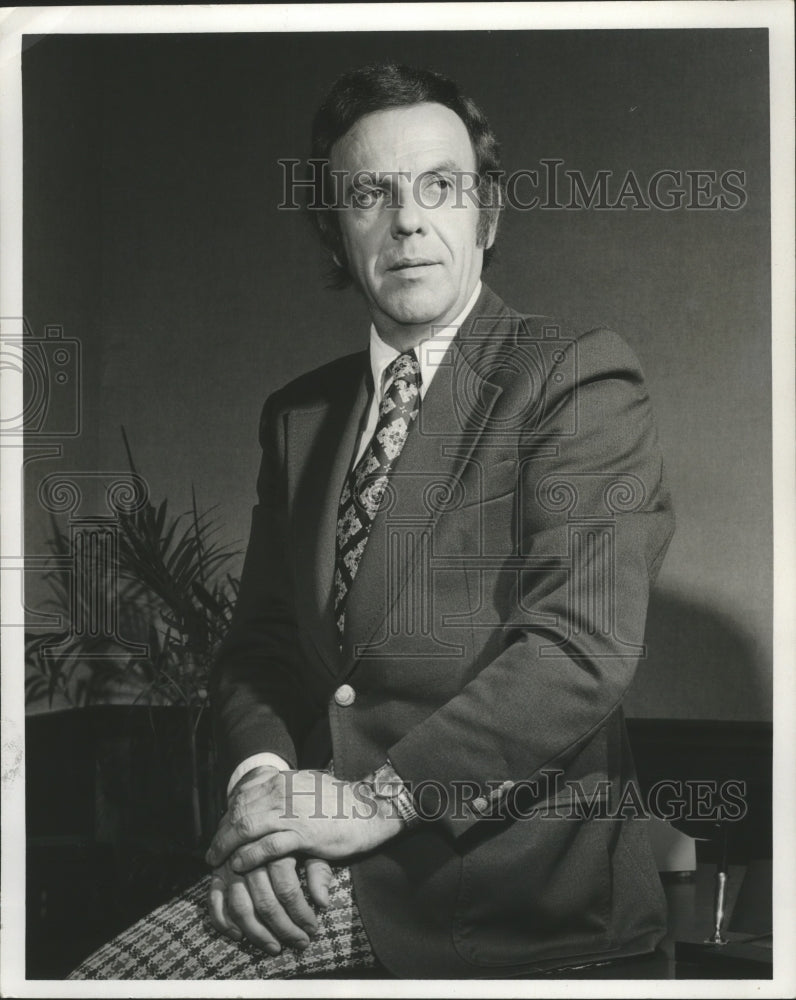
[334,684,356,707]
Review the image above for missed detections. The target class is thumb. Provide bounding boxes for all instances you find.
[305,857,333,910]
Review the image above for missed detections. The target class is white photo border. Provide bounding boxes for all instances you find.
[1,3,794,997]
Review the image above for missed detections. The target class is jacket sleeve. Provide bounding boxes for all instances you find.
[387,327,675,837]
[210,392,308,788]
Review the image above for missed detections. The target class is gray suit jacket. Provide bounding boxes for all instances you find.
[211,283,675,976]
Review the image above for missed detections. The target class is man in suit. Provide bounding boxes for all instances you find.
[202,62,675,979]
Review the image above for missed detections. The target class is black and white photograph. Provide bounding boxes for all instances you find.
[1,3,794,995]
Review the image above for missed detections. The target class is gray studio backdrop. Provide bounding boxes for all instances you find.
[23,30,771,720]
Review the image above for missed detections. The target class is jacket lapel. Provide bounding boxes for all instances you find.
[289,355,370,676]
[341,284,515,670]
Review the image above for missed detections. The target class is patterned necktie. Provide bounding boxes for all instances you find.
[334,350,422,643]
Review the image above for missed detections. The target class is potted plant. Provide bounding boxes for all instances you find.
[25,429,241,848]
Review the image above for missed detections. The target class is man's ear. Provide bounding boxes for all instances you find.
[478,207,500,251]
[485,214,499,250]
[317,212,348,274]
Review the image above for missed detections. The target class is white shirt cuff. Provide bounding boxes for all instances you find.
[227,752,290,799]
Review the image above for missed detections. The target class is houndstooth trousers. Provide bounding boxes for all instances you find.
[67,865,377,980]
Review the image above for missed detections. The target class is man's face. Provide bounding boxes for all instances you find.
[330,102,493,340]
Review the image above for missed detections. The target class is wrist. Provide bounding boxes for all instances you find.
[227,752,290,799]
[362,784,406,837]
[360,760,420,830]
[230,763,279,797]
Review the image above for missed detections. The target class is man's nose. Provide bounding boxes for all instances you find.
[390,186,427,238]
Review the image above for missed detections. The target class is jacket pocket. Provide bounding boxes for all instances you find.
[452,797,612,968]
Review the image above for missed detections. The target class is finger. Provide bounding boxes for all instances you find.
[225,875,284,954]
[245,866,310,950]
[230,830,303,873]
[305,857,333,910]
[206,804,279,867]
[205,813,239,866]
[207,872,242,941]
[267,857,318,936]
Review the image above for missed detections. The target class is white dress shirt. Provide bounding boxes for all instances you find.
[227,281,482,796]
[353,280,483,466]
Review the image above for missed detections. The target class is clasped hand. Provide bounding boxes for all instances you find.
[206,766,403,952]
[207,765,403,872]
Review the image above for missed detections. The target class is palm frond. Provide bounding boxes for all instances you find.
[25,432,242,709]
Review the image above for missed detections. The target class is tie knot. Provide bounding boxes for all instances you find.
[386,349,421,390]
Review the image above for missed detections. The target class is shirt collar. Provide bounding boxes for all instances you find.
[368,280,482,398]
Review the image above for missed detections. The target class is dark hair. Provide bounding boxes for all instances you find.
[309,62,503,287]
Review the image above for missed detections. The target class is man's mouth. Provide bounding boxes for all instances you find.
[388,258,439,272]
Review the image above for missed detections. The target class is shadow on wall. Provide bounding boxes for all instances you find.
[625,587,770,721]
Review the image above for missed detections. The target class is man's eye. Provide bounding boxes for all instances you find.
[424,175,453,192]
[352,187,384,209]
